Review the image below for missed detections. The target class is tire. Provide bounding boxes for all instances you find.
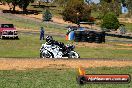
[41,51,54,58]
[68,51,80,58]
[95,40,101,43]
[14,36,19,40]
[95,37,102,43]
[88,38,94,43]
[74,37,81,42]
[2,36,5,40]
[81,36,86,42]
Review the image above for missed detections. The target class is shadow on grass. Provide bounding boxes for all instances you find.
[1,37,19,40]
[2,10,42,15]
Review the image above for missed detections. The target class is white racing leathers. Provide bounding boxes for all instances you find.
[40,43,80,58]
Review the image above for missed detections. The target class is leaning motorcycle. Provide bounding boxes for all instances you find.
[40,42,80,58]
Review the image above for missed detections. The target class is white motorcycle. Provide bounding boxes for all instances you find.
[40,42,80,58]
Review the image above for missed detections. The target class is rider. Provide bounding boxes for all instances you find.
[45,36,67,52]
[45,36,54,45]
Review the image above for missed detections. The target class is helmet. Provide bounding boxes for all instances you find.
[46,36,53,43]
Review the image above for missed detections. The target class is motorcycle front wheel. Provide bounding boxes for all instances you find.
[40,51,54,58]
[68,51,80,58]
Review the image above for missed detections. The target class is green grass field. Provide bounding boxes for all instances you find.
[0,12,132,59]
[123,23,132,32]
[0,13,67,34]
[0,67,131,88]
[0,4,132,88]
[0,33,132,59]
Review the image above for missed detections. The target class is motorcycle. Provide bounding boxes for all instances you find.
[40,42,80,58]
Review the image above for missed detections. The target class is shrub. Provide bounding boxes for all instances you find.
[43,9,52,21]
[62,0,91,24]
[101,12,119,31]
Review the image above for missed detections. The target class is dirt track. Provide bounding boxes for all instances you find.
[0,58,132,70]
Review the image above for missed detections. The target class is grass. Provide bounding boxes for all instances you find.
[75,47,132,59]
[0,13,67,34]
[123,23,132,32]
[0,33,132,59]
[28,0,64,17]
[0,33,40,58]
[0,10,131,59]
[0,67,131,88]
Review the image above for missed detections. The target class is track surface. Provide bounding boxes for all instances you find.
[0,58,132,70]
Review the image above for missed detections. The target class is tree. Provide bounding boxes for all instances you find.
[119,0,132,17]
[43,9,52,21]
[1,0,35,11]
[1,0,20,11]
[62,0,91,24]
[121,0,125,3]
[126,0,132,17]
[54,0,69,7]
[102,0,112,3]
[99,0,121,18]
[18,0,34,11]
[101,12,120,30]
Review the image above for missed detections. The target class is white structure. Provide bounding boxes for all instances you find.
[84,0,100,4]
[84,0,92,4]
[121,4,128,14]
[38,0,54,3]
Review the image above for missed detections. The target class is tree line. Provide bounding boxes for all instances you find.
[0,0,35,11]
[62,0,132,30]
[0,0,131,30]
